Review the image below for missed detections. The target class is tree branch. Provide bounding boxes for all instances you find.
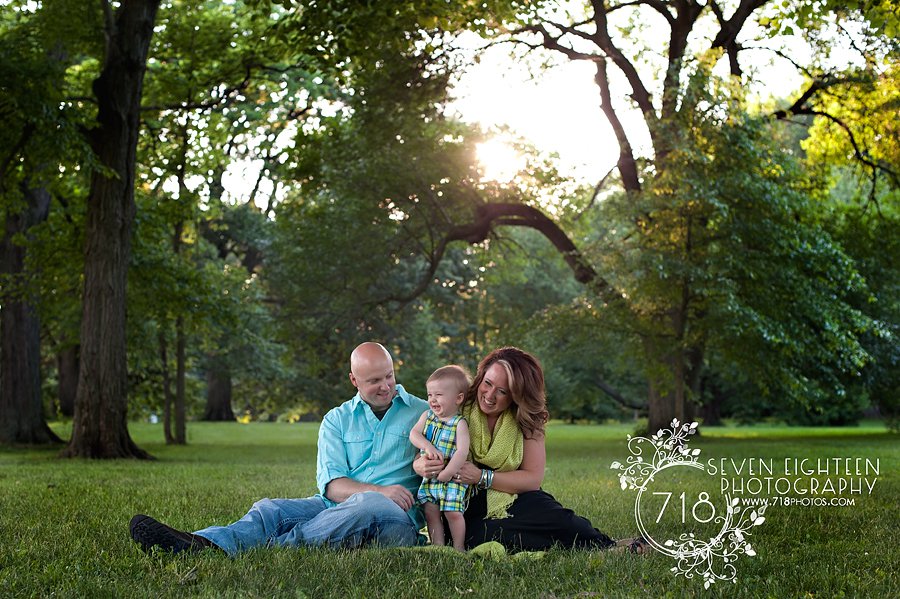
[541,18,599,47]
[710,0,768,52]
[771,74,873,119]
[811,110,898,193]
[594,376,647,410]
[595,59,641,192]
[772,78,830,118]
[140,61,316,114]
[661,0,705,120]
[607,0,675,25]
[100,0,115,44]
[377,202,620,306]
[588,0,660,146]
[708,0,738,76]
[575,165,617,221]
[366,222,455,307]
[466,203,604,288]
[743,44,819,80]
[517,23,601,62]
[0,123,35,189]
[141,64,255,112]
[709,0,769,77]
[776,102,900,198]
[510,3,661,164]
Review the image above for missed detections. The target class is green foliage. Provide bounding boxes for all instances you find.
[803,65,900,205]
[127,189,293,418]
[110,0,322,422]
[582,73,873,422]
[798,59,900,430]
[264,43,485,412]
[696,121,870,408]
[273,0,532,72]
[823,205,900,431]
[0,0,98,382]
[4,0,897,435]
[517,299,647,423]
[777,1,900,43]
[0,2,97,254]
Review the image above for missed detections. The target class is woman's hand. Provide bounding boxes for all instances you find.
[452,438,546,493]
[413,453,445,479]
[451,461,482,486]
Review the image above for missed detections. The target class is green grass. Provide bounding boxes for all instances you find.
[1,421,897,598]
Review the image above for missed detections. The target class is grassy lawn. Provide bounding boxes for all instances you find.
[1,421,897,598]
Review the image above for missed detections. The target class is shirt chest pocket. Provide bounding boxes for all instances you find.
[343,431,374,471]
[383,427,416,461]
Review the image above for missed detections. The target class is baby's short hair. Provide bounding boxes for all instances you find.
[426,364,471,395]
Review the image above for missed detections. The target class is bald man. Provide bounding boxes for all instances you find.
[129,342,428,555]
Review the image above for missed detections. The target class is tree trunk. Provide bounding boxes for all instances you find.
[0,184,61,445]
[684,344,704,426]
[169,217,188,444]
[644,329,691,434]
[700,393,724,426]
[646,374,693,433]
[174,315,186,443]
[204,356,235,421]
[158,329,174,444]
[62,0,160,459]
[646,381,676,434]
[57,345,79,418]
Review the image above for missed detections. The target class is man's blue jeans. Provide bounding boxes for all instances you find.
[194,491,419,556]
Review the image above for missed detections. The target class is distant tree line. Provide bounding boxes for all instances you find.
[1,0,897,457]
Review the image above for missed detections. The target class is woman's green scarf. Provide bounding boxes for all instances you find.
[462,402,524,519]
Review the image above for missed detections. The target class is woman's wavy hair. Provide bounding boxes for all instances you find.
[465,347,549,438]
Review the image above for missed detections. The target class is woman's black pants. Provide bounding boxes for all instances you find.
[459,488,615,551]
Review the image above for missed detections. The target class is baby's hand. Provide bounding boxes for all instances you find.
[422,446,444,461]
[436,470,454,483]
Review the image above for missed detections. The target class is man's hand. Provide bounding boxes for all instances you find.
[414,453,446,480]
[378,484,415,511]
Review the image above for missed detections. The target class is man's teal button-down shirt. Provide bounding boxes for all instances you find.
[316,384,428,528]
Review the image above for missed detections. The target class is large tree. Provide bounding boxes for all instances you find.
[63,0,160,458]
[284,1,895,431]
[0,7,90,445]
[0,182,60,445]
[449,1,894,431]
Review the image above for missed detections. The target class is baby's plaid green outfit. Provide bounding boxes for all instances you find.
[416,411,468,511]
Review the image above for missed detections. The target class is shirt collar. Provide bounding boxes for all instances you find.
[350,383,412,410]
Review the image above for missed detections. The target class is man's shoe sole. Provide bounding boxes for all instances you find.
[130,514,210,554]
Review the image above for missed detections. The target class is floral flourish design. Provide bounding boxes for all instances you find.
[611,419,767,589]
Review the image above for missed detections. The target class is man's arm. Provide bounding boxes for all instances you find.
[324,478,415,511]
[317,408,416,511]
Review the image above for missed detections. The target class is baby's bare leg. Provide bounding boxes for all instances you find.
[444,511,465,552]
[424,502,445,545]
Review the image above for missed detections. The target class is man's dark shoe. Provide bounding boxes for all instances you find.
[130,514,219,555]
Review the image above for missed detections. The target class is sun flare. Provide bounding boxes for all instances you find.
[476,139,525,182]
